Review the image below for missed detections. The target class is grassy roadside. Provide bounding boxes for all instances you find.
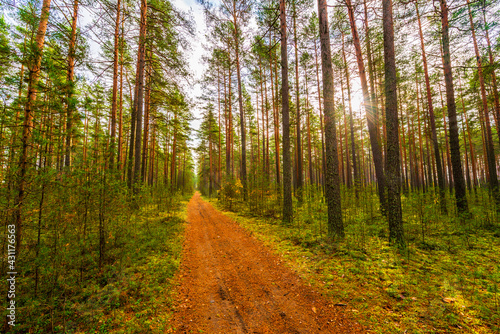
[23,195,190,334]
[208,197,499,334]
[92,199,189,334]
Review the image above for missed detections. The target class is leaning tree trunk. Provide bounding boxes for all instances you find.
[13,0,52,257]
[440,0,469,215]
[382,0,404,248]
[466,0,499,210]
[346,0,387,215]
[318,0,343,239]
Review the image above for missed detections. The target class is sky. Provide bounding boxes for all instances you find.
[172,0,207,118]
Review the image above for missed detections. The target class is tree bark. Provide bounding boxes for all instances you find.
[383,0,404,247]
[280,0,292,224]
[440,0,469,215]
[318,0,343,238]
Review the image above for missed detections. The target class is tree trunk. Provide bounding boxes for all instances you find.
[440,0,469,215]
[466,0,499,210]
[314,38,326,191]
[132,0,148,188]
[280,0,292,225]
[415,2,446,212]
[141,63,151,182]
[110,0,121,170]
[346,0,387,215]
[318,0,343,238]
[482,3,500,148]
[64,0,79,168]
[13,0,52,259]
[233,6,247,200]
[270,45,281,186]
[293,3,303,203]
[383,0,404,247]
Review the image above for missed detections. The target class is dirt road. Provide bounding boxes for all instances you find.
[171,193,365,333]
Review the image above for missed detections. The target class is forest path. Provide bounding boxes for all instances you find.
[170,192,365,334]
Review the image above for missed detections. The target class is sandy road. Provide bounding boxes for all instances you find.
[171,192,365,333]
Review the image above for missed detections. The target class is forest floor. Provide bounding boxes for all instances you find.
[169,192,365,333]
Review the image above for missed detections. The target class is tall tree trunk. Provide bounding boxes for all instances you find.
[293,3,303,203]
[132,0,147,188]
[318,0,343,238]
[314,38,326,191]
[110,0,121,170]
[383,0,404,247]
[440,0,469,215]
[415,2,446,212]
[280,0,292,224]
[127,59,139,187]
[346,0,387,215]
[217,67,222,187]
[270,44,281,186]
[466,0,499,210]
[117,19,124,173]
[482,3,500,147]
[304,69,314,185]
[64,0,79,168]
[141,63,151,182]
[341,33,353,188]
[232,6,247,200]
[13,0,52,259]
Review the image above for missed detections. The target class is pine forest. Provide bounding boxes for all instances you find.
[0,0,499,332]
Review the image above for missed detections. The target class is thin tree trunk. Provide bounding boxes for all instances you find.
[314,39,326,191]
[482,4,500,147]
[132,0,148,188]
[466,0,499,210]
[232,5,247,200]
[280,0,292,224]
[416,2,446,212]
[293,3,303,202]
[141,63,151,182]
[64,0,79,168]
[110,0,121,170]
[270,42,280,186]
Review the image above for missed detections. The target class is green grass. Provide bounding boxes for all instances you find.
[209,187,500,333]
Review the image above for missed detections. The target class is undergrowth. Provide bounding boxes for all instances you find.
[15,192,189,334]
[211,186,500,333]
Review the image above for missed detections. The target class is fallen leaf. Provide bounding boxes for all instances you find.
[312,307,317,313]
